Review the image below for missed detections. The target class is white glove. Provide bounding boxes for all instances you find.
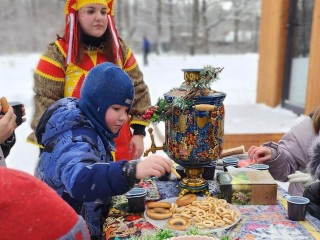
[287,171,316,187]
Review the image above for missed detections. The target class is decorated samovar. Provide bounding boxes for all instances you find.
[143,66,226,195]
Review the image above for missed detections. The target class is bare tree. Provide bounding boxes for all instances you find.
[0,0,261,55]
[201,0,209,53]
[115,0,123,35]
[155,0,162,54]
[168,0,175,52]
[190,0,200,55]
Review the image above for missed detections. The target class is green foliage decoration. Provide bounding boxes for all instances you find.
[187,65,223,90]
[142,66,223,123]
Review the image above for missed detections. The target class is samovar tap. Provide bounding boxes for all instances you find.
[143,128,164,157]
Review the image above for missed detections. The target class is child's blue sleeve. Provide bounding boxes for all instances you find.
[65,159,130,202]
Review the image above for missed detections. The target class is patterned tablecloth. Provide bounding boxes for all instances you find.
[103,178,320,240]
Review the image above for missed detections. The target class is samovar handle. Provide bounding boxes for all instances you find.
[193,104,216,111]
[143,128,164,157]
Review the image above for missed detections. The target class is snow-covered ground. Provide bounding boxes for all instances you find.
[0,53,303,192]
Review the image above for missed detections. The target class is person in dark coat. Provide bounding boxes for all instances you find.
[303,132,320,220]
[35,62,172,239]
[0,98,26,166]
[0,103,16,166]
[143,36,151,66]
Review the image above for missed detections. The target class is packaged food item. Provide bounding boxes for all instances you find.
[218,169,277,205]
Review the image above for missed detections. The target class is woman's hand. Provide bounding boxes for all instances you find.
[248,146,272,163]
[135,154,172,179]
[0,106,17,144]
[129,135,144,159]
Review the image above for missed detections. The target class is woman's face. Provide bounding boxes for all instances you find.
[78,4,108,38]
[105,104,129,134]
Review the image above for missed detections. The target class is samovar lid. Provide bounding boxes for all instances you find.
[182,69,201,83]
[164,66,225,103]
[181,68,201,72]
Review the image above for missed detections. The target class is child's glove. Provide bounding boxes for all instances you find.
[288,171,317,187]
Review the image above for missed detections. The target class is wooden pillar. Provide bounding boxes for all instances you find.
[256,0,290,106]
[305,0,320,114]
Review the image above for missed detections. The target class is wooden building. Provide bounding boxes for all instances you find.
[224,0,320,150]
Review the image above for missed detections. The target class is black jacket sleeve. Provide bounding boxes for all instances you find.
[303,182,320,220]
[0,133,15,158]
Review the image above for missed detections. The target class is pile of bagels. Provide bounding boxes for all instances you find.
[146,194,240,231]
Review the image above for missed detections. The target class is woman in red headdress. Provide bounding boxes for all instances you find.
[28,0,150,161]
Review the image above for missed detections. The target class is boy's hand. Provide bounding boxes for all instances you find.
[135,154,172,179]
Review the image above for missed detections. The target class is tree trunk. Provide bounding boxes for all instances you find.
[124,1,130,40]
[115,0,122,36]
[156,0,162,55]
[168,0,174,52]
[127,0,137,41]
[202,0,209,53]
[234,13,240,51]
[191,0,200,55]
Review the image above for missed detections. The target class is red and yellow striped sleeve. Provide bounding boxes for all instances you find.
[35,56,65,82]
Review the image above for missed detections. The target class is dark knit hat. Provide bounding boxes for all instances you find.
[79,62,134,138]
[0,168,90,240]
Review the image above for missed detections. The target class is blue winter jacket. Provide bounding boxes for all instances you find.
[35,98,131,237]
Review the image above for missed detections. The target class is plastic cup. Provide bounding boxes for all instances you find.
[9,101,23,126]
[286,196,310,221]
[125,188,148,213]
[175,165,187,179]
[222,157,239,172]
[158,171,171,181]
[203,162,216,180]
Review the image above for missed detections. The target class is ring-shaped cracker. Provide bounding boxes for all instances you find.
[176,194,197,206]
[167,217,190,231]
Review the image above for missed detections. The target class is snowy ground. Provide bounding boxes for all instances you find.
[1,53,304,191]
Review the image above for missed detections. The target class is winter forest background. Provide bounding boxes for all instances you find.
[0,0,314,193]
[0,0,262,55]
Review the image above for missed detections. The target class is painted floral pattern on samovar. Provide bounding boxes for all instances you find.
[143,66,225,195]
[164,92,225,167]
[143,66,225,168]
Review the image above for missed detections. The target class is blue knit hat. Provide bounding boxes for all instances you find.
[79,62,134,139]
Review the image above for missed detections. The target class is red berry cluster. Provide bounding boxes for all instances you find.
[142,106,158,120]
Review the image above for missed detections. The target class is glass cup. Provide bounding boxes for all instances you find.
[286,195,310,221]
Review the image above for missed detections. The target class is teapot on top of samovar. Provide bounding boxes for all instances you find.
[143,66,226,195]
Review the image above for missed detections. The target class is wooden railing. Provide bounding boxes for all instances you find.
[223,133,284,152]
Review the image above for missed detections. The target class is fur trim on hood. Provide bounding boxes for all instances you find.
[307,135,320,180]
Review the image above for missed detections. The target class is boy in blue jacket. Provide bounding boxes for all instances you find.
[35,62,172,239]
